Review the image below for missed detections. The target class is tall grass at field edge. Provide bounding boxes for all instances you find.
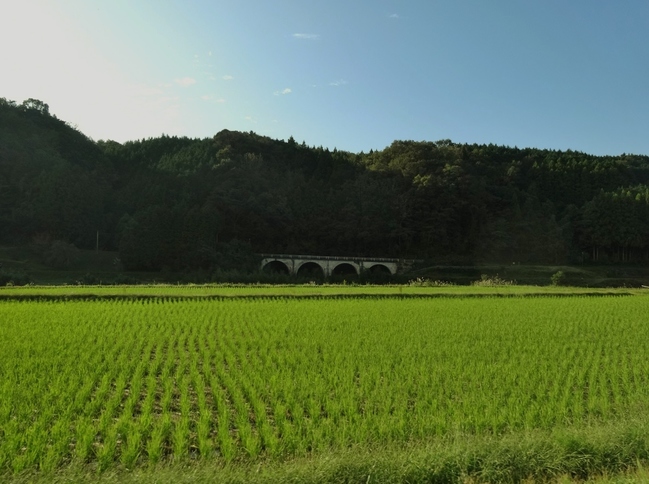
[6,421,649,483]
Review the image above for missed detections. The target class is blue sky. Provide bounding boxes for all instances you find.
[2,0,649,155]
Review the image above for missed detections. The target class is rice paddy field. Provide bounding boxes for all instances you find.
[2,285,649,482]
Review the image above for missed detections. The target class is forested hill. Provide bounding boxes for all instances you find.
[2,97,649,272]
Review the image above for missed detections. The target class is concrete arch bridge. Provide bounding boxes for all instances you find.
[260,254,406,277]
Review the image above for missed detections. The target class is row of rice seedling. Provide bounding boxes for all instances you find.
[0,283,641,298]
[1,294,649,475]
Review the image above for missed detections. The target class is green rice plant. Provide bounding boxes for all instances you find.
[237,419,260,458]
[39,419,72,472]
[190,357,213,459]
[146,413,171,465]
[207,373,235,461]
[11,413,51,472]
[196,412,212,458]
[172,416,190,461]
[216,411,234,462]
[85,373,112,419]
[120,426,141,469]
[74,417,96,464]
[139,375,157,432]
[145,430,163,465]
[96,426,117,473]
[3,420,29,473]
[161,378,173,414]
[3,292,649,479]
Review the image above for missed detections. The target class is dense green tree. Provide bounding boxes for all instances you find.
[579,186,649,261]
[3,97,649,271]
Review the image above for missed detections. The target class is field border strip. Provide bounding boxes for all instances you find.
[0,292,634,302]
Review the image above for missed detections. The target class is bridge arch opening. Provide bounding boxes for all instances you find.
[332,263,358,276]
[368,264,392,275]
[262,260,290,275]
[296,262,325,280]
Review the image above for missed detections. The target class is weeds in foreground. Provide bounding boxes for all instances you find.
[471,273,515,286]
[408,277,456,287]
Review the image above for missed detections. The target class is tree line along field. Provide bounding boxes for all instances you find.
[2,291,649,482]
[5,98,649,276]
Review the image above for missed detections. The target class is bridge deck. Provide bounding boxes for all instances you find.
[259,253,400,263]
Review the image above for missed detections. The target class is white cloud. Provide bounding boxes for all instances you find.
[222,75,234,81]
[201,95,225,103]
[175,77,196,87]
[389,13,399,18]
[293,33,319,40]
[273,88,292,96]
[329,79,348,87]
[244,115,258,123]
